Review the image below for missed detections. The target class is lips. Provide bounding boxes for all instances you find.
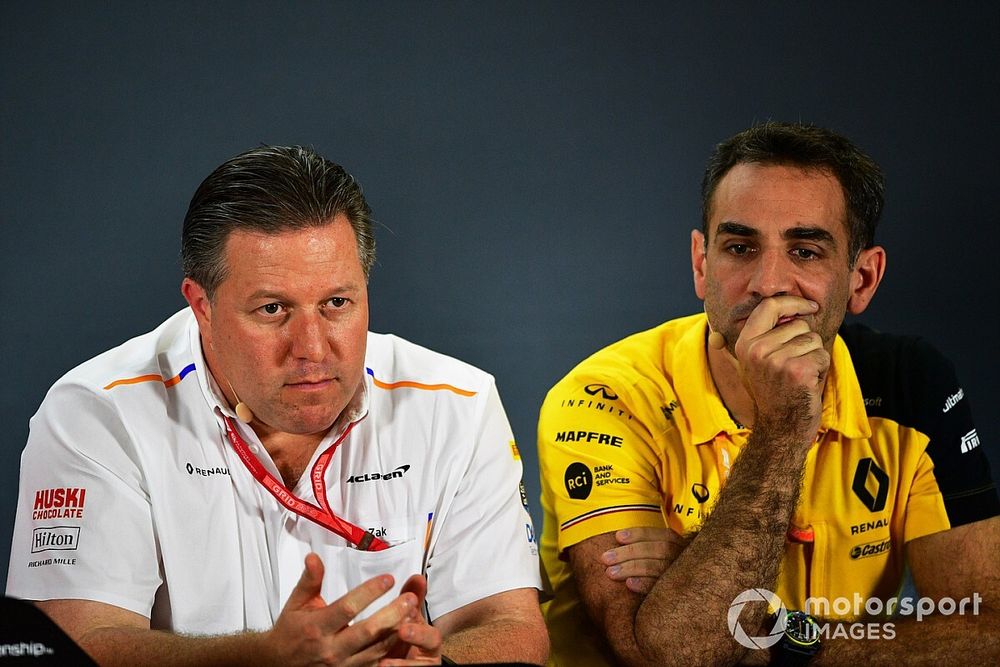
[285,377,335,388]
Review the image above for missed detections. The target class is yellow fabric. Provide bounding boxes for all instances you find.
[538,314,950,666]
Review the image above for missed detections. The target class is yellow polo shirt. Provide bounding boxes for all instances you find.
[538,313,998,666]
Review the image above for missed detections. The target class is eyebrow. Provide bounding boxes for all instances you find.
[783,226,837,246]
[714,222,837,247]
[247,285,361,302]
[715,222,757,238]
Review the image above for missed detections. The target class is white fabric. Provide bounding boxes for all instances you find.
[7,309,540,633]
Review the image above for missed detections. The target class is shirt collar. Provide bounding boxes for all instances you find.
[672,315,741,445]
[672,314,870,445]
[187,312,233,418]
[818,334,871,439]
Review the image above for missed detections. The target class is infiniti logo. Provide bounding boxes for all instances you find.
[584,384,618,400]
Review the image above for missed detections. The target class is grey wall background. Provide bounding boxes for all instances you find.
[2,2,998,592]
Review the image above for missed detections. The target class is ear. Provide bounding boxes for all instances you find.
[847,246,887,315]
[181,277,213,334]
[691,229,708,300]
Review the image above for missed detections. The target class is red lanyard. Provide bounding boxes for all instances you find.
[223,415,389,551]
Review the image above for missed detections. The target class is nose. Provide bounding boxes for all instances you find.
[747,250,794,298]
[288,312,330,362]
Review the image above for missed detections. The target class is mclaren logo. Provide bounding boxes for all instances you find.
[347,465,411,483]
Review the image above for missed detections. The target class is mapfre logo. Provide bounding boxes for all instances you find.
[555,430,623,448]
[32,488,86,520]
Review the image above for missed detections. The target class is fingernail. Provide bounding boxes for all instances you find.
[601,550,617,564]
[381,575,393,588]
[608,565,621,577]
[617,529,631,541]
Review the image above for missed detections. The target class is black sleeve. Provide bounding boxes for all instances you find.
[840,323,1000,527]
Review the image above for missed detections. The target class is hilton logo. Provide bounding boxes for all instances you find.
[31,526,81,554]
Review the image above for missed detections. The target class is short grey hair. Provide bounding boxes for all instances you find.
[181,145,375,299]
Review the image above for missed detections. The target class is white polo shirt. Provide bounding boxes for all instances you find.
[7,309,540,633]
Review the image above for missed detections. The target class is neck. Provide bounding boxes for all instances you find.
[706,342,756,428]
[258,430,327,488]
[252,381,365,488]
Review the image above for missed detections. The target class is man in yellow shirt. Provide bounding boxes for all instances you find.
[538,122,999,665]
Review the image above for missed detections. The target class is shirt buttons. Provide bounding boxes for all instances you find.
[250,445,260,454]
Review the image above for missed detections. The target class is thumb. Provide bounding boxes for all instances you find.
[284,552,325,610]
[400,574,428,621]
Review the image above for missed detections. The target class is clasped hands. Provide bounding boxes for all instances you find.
[264,552,442,666]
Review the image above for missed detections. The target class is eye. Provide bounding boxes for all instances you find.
[726,243,753,256]
[259,303,284,315]
[791,247,820,260]
[328,297,348,308]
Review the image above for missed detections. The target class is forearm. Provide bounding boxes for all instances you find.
[814,609,1000,665]
[78,626,273,667]
[441,617,549,666]
[633,426,811,665]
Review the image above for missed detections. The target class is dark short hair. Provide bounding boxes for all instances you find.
[701,122,884,262]
[181,145,375,299]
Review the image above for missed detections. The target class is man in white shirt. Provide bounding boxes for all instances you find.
[7,145,548,665]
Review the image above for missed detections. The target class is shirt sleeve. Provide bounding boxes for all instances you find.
[538,371,666,554]
[5,379,163,616]
[903,449,952,543]
[422,382,542,621]
[900,338,999,537]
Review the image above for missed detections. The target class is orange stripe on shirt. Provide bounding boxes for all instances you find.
[103,363,196,391]
[370,377,477,397]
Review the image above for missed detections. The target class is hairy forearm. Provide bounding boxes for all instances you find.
[814,609,1000,665]
[78,626,271,667]
[441,617,549,666]
[633,424,811,665]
